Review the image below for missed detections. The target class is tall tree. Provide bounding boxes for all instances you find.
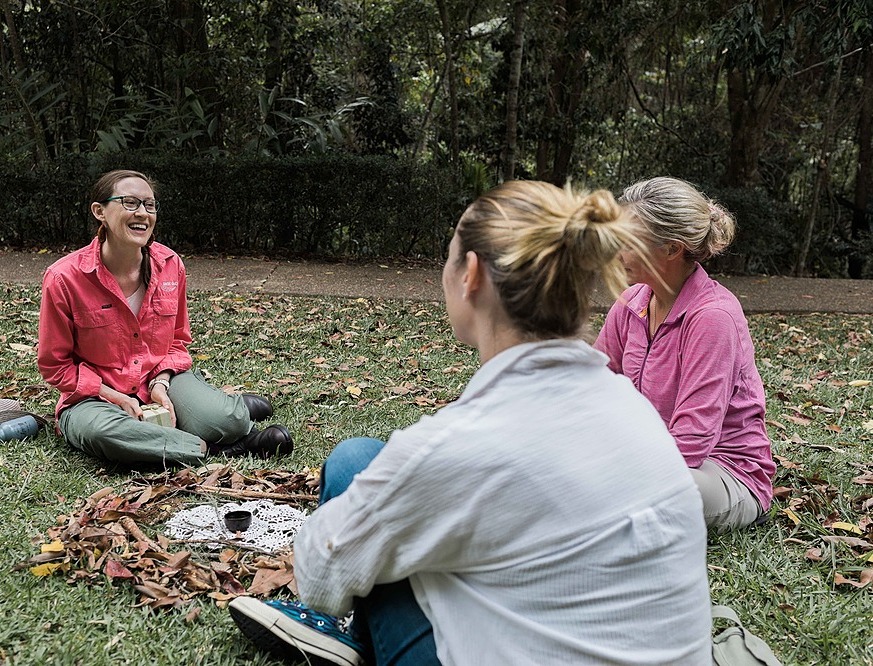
[849,41,873,278]
[500,0,525,182]
[436,0,460,166]
[794,56,844,276]
[716,0,806,186]
[534,0,588,186]
[0,0,48,162]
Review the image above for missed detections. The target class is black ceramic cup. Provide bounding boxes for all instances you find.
[223,510,253,532]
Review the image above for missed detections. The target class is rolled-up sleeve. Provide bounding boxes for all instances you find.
[37,269,102,404]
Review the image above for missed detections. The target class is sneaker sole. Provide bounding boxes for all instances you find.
[229,597,364,666]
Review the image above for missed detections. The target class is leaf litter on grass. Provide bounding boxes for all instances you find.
[17,464,320,611]
[5,288,873,662]
[752,314,873,593]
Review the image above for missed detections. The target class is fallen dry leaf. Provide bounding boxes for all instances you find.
[805,547,823,561]
[833,569,873,589]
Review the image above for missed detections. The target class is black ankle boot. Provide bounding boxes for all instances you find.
[210,425,293,459]
[241,394,274,421]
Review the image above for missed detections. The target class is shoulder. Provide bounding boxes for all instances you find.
[149,243,186,272]
[686,284,745,325]
[607,283,648,318]
[44,243,94,280]
[149,242,180,262]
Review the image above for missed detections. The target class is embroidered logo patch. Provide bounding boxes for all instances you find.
[160,280,179,292]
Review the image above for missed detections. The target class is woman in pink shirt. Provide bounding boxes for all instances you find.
[595,177,775,530]
[38,169,292,466]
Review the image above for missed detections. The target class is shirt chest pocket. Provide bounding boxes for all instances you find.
[145,297,179,357]
[72,307,123,367]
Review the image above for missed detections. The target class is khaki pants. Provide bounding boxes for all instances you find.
[690,459,762,532]
[59,370,251,466]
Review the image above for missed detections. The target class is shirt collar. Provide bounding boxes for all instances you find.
[77,236,167,274]
[458,339,607,403]
[624,262,708,324]
[77,236,103,274]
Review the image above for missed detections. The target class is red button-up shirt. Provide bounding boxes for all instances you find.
[38,237,193,418]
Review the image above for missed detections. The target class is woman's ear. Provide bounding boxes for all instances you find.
[463,250,481,300]
[90,201,105,221]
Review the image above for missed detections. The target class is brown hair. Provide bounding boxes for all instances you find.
[455,180,648,338]
[620,177,735,262]
[90,169,158,286]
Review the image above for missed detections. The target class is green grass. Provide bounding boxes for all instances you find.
[1,285,871,665]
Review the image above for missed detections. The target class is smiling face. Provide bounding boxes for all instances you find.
[91,176,156,249]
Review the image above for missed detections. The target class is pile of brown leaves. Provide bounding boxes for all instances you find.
[18,464,319,614]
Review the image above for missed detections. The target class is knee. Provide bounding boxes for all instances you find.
[321,437,385,502]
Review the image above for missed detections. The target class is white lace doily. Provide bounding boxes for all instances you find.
[164,500,308,553]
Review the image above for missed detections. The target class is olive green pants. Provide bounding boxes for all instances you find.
[59,370,252,466]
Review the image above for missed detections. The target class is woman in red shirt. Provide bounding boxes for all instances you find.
[38,169,292,466]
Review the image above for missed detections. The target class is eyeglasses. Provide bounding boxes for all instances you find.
[102,195,160,214]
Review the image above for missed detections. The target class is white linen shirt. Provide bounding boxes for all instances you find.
[294,340,712,665]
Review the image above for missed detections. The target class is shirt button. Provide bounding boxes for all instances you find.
[132,386,137,391]
[133,360,139,365]
[133,333,139,338]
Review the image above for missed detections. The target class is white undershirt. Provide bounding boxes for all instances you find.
[126,283,145,315]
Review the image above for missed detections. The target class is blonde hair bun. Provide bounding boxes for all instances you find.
[455,180,648,338]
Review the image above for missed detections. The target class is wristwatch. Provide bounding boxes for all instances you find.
[148,377,171,393]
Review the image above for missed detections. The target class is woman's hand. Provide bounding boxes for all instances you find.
[99,385,144,420]
[149,381,177,428]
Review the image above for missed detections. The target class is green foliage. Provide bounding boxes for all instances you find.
[706,186,799,275]
[1,0,870,275]
[713,0,804,75]
[0,154,465,259]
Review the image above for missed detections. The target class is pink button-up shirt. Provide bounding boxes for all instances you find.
[38,237,193,418]
[595,264,775,510]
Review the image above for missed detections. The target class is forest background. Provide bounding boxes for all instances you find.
[1,0,871,278]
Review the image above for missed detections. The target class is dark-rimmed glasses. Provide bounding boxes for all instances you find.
[102,195,160,214]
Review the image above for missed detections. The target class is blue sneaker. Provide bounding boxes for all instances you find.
[229,597,366,666]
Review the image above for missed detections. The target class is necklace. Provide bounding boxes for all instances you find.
[647,293,674,337]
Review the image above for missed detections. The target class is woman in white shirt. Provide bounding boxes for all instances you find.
[230,181,712,665]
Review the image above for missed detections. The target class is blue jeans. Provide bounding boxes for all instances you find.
[320,437,440,666]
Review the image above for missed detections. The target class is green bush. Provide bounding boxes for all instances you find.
[0,154,467,259]
[705,186,798,276]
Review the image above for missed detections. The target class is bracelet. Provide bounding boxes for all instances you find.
[148,378,171,393]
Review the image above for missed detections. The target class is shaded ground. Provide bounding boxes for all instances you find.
[1,249,871,314]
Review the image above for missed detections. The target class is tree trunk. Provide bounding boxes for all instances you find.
[0,0,48,163]
[849,45,873,279]
[500,0,526,182]
[67,4,90,151]
[169,0,217,148]
[794,57,843,276]
[725,67,784,186]
[534,0,586,187]
[436,0,459,166]
[412,58,449,161]
[723,0,802,187]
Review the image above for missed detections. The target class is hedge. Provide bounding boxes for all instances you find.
[0,153,468,260]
